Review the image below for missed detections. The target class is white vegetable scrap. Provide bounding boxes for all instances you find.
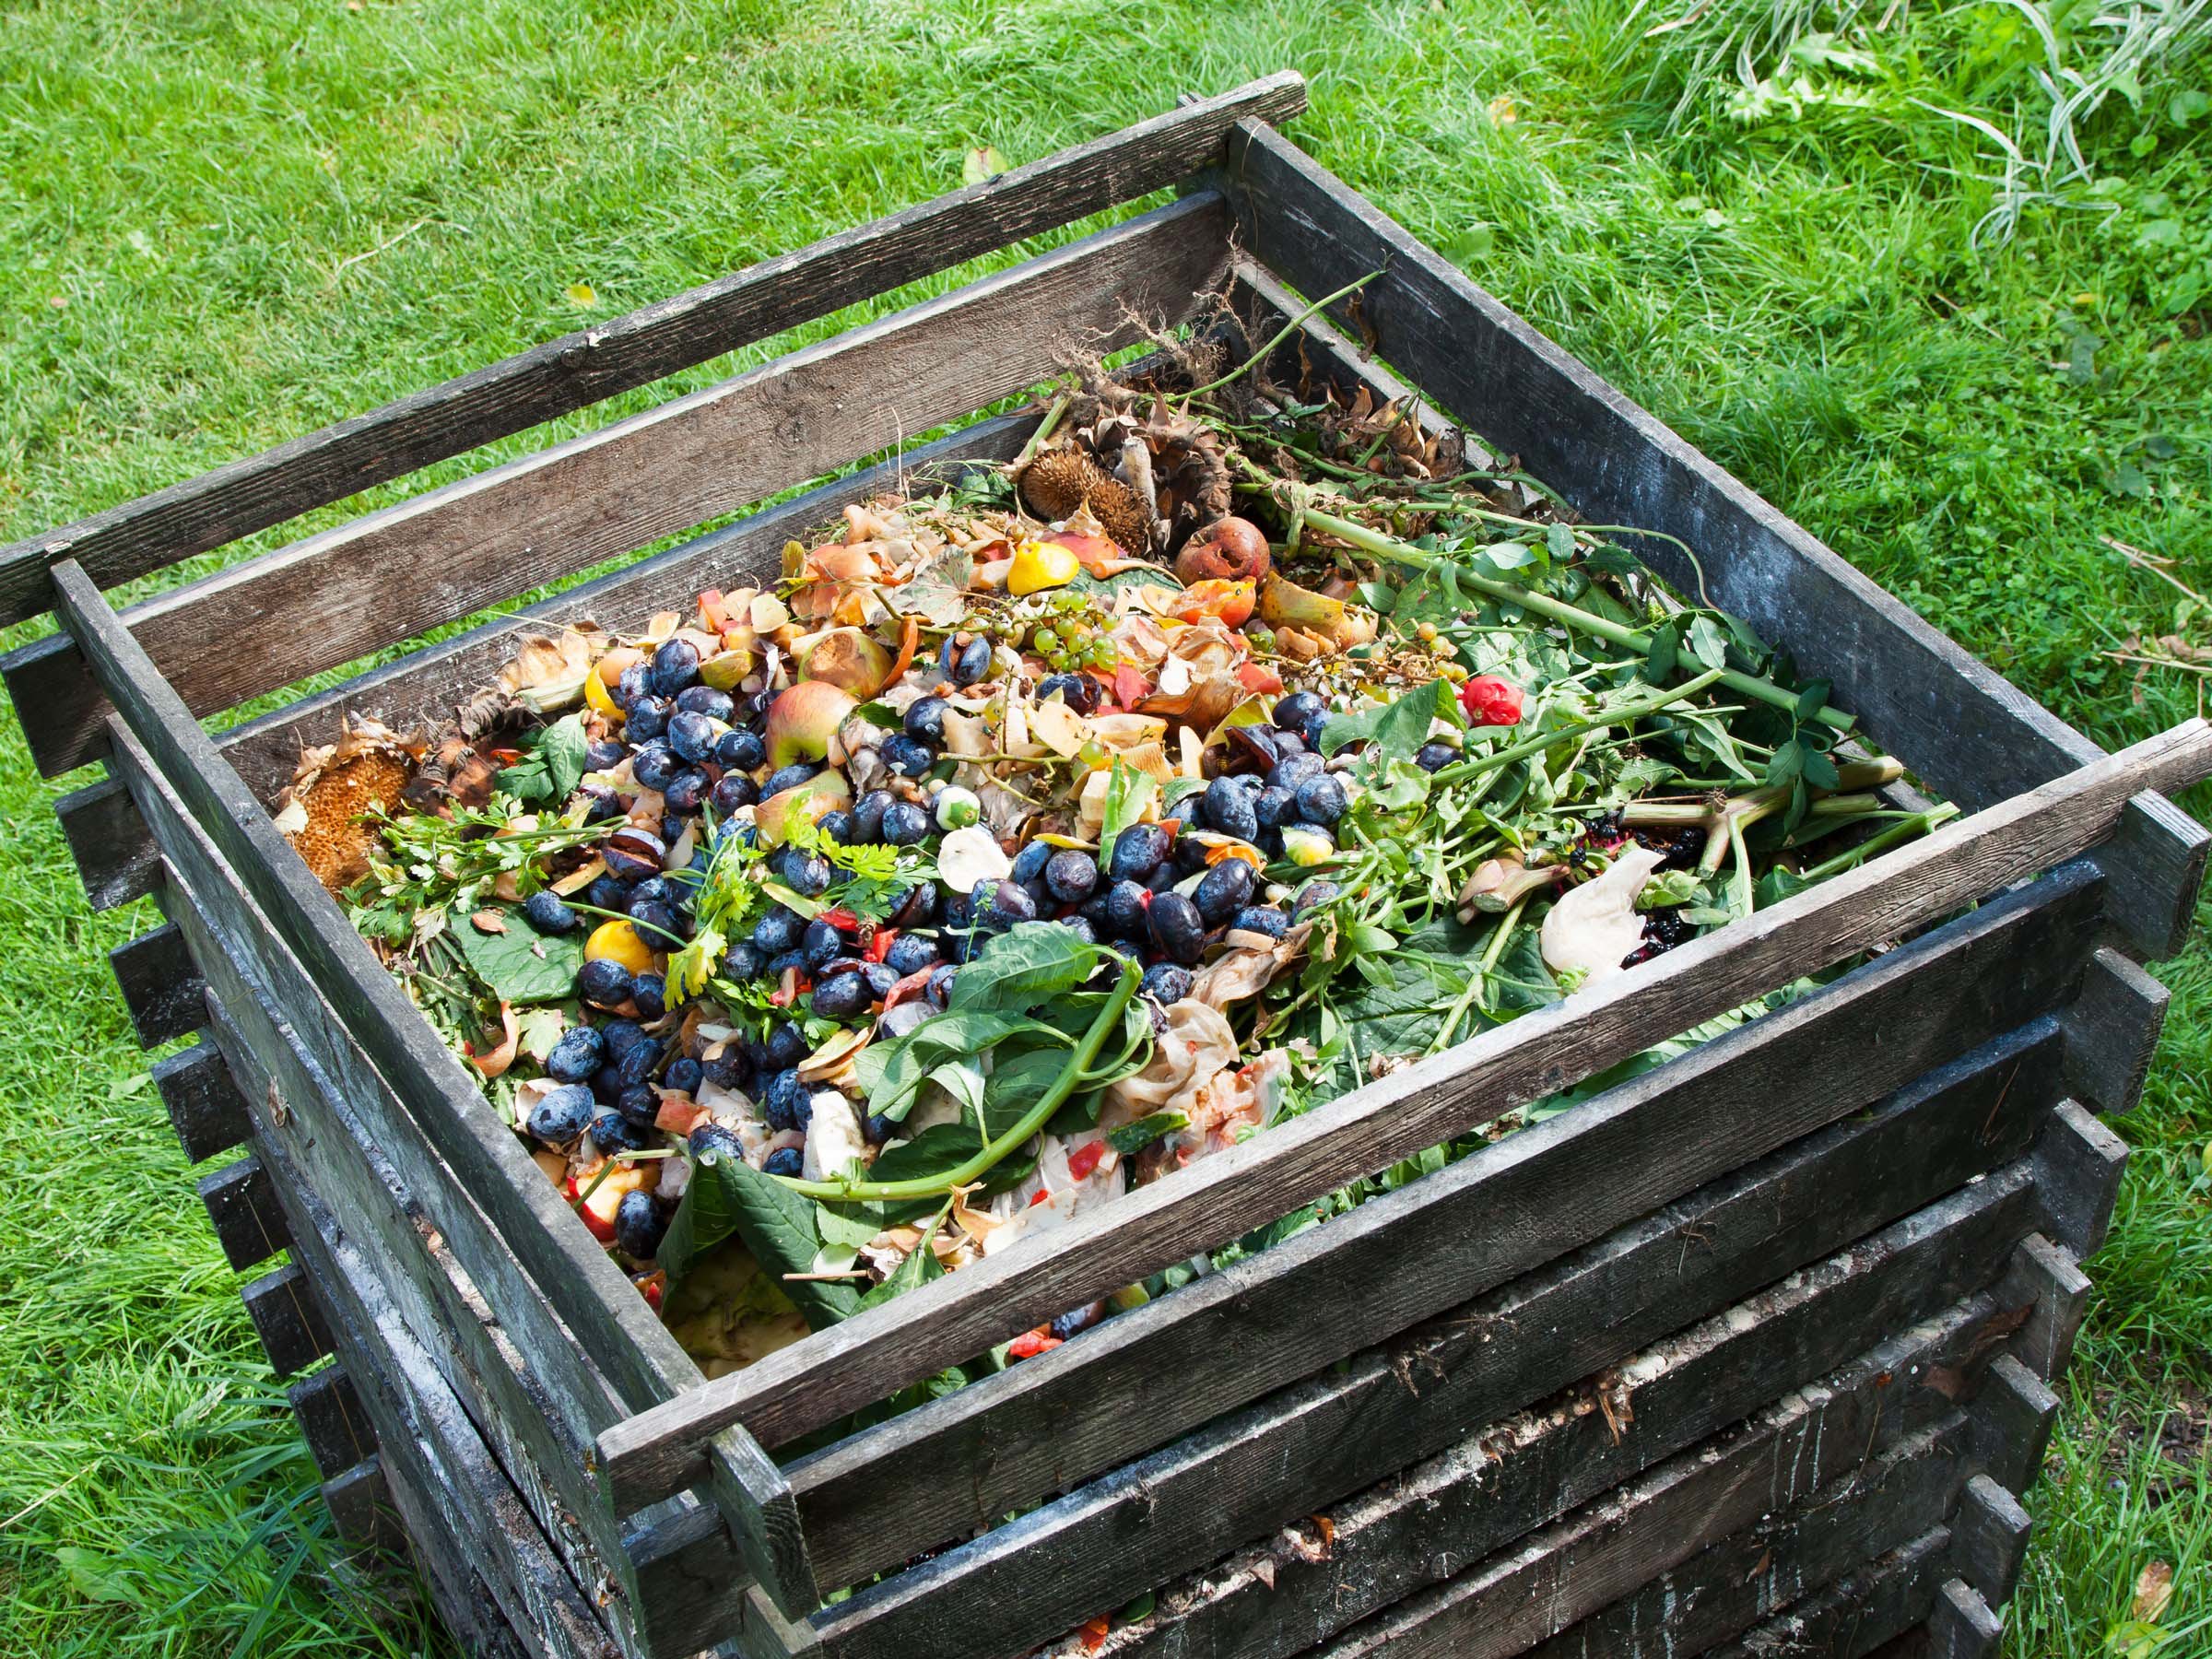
[1539,843,1668,986]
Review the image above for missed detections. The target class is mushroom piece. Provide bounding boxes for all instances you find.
[1538,844,1667,988]
[936,824,1013,893]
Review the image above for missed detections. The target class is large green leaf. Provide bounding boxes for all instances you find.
[948,923,1101,1014]
[451,908,584,1004]
[660,1151,858,1330]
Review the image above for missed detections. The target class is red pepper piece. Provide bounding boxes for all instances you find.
[1065,1141,1105,1182]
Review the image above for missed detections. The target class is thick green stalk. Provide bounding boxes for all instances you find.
[1428,668,1726,788]
[1804,803,1962,882]
[775,961,1142,1203]
[1303,509,1853,735]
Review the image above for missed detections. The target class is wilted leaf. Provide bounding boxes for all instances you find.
[565,281,597,307]
[962,146,1006,185]
[2133,1561,2175,1624]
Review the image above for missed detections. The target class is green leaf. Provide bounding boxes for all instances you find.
[865,1124,977,1187]
[961,145,1006,185]
[814,1204,887,1249]
[855,1231,945,1311]
[1645,618,1681,682]
[948,923,1101,1015]
[1317,678,1461,764]
[1686,614,1730,671]
[1097,761,1158,867]
[451,908,584,1003]
[495,713,588,803]
[980,1045,1069,1137]
[660,1151,859,1329]
[1545,521,1575,560]
[1793,679,1831,722]
[1107,1112,1188,1157]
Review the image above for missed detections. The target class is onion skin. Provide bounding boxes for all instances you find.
[1175,517,1271,585]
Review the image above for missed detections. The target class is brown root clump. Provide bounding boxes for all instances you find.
[274,717,424,892]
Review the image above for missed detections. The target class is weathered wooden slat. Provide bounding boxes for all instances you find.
[250,1108,622,1659]
[787,873,2099,1588]
[53,576,708,1430]
[1995,1233,2091,1384]
[1966,1353,2061,1495]
[602,723,2212,1508]
[1924,1579,2006,1659]
[321,1457,405,1557]
[1949,1475,2033,1613]
[799,1053,2056,1659]
[160,834,724,1655]
[10,195,1233,777]
[1504,1417,1972,1659]
[243,1263,333,1378]
[58,774,159,912]
[2061,946,2171,1113]
[1067,1195,2064,1659]
[372,1441,541,1659]
[1707,1529,1956,1659]
[2095,791,2210,963]
[2032,1100,2131,1261]
[196,1153,289,1271]
[151,1033,251,1162]
[0,75,1302,630]
[107,920,205,1047]
[288,1364,377,1482]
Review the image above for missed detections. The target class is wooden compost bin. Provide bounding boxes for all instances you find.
[6,73,2207,1659]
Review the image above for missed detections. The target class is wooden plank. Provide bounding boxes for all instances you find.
[53,579,707,1426]
[2096,792,2210,963]
[57,773,159,911]
[107,920,205,1047]
[249,1106,622,1659]
[373,1443,542,1659]
[801,1058,2054,1659]
[196,1153,289,1271]
[1994,1234,2091,1385]
[1209,124,2086,818]
[2061,946,2171,1114]
[243,1263,333,1378]
[288,1364,377,1482]
[712,1428,821,1618]
[321,1457,406,1556]
[1505,1417,1973,1659]
[10,195,1234,777]
[1706,1529,1956,1659]
[601,723,2212,1506]
[151,1034,251,1163]
[0,75,1302,629]
[2032,1100,2131,1260]
[166,851,721,1655]
[1965,1354,2060,1496]
[1948,1475,2032,1612]
[1924,1580,2004,1659]
[787,875,2099,1588]
[1055,1194,2053,1659]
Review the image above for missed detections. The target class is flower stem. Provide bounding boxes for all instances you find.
[1428,668,1726,789]
[774,961,1142,1203]
[1302,510,1853,734]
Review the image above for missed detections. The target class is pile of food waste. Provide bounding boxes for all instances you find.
[301,335,1954,1396]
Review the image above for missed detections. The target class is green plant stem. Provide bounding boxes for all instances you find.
[774,962,1141,1203]
[1427,668,1727,787]
[564,900,688,947]
[1303,509,1853,733]
[1181,272,1379,402]
[1804,803,1963,881]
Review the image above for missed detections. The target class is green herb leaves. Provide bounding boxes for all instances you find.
[495,713,589,804]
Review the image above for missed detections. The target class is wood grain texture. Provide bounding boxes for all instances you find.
[801,1063,2053,1659]
[1501,1418,1973,1659]
[53,570,707,1421]
[288,1364,376,1482]
[320,1458,405,1556]
[107,920,205,1047]
[1994,1231,2091,1384]
[1707,1529,1956,1659]
[1925,1580,2005,1659]
[235,1071,624,1659]
[57,773,159,911]
[195,1153,289,1271]
[1949,1475,2032,1612]
[2061,946,2171,1114]
[2097,792,2210,962]
[2031,1100,2131,1260]
[602,724,2212,1506]
[1077,1198,2052,1659]
[1965,1353,2060,1496]
[157,827,724,1653]
[151,1034,250,1163]
[712,1430,819,1619]
[0,75,1301,629]
[786,874,2098,1588]
[243,1263,333,1378]
[10,195,1233,777]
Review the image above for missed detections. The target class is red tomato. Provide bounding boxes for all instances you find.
[1066,1141,1106,1182]
[1459,675,1525,726]
[1007,1331,1065,1360]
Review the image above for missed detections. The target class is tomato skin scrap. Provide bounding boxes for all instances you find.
[1066,1141,1105,1181]
[1077,1614,1112,1651]
[1007,1330,1064,1360]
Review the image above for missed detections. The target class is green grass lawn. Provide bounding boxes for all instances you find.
[3,2,2207,1653]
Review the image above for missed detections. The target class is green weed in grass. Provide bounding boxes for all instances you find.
[2,1,2208,1652]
